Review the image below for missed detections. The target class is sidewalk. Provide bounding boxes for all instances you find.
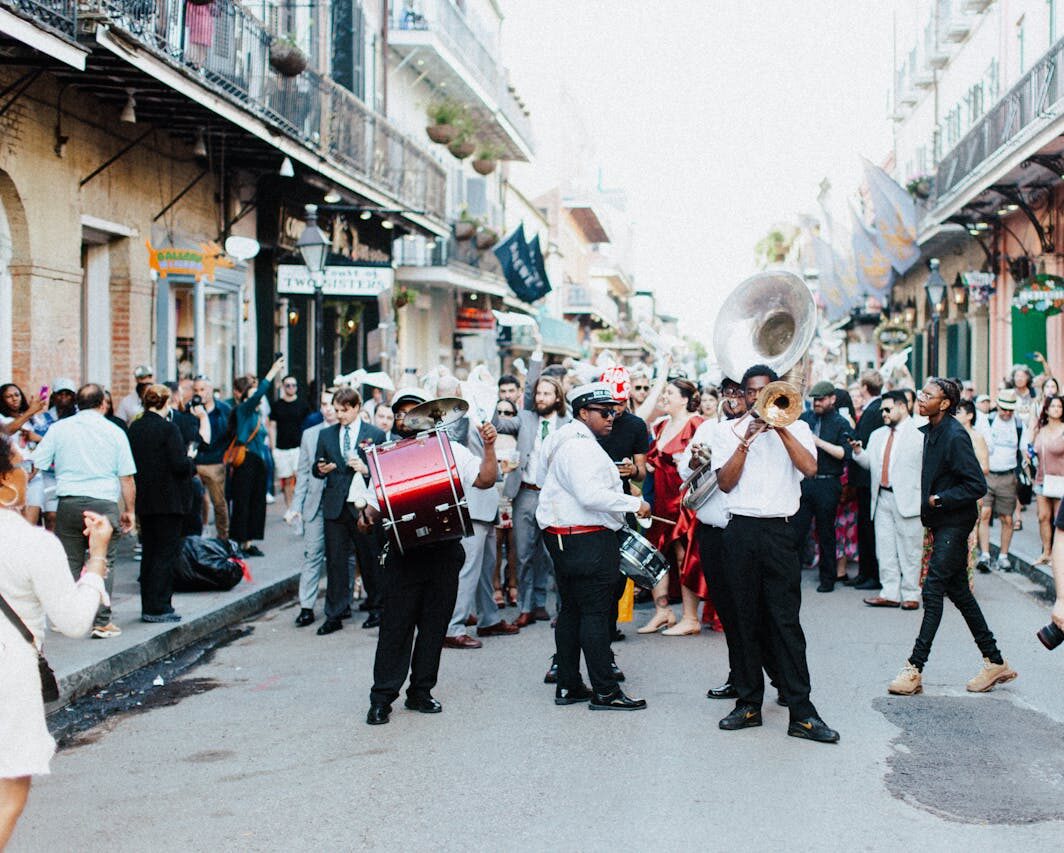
[45,503,306,711]
[988,503,1055,595]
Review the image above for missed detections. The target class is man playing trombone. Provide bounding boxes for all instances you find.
[709,365,840,744]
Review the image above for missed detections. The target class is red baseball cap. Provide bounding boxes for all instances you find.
[600,365,631,402]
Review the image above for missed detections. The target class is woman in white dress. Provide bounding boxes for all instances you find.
[0,434,111,848]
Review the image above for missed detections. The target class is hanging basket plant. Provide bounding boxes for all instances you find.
[471,144,504,175]
[392,286,415,310]
[455,209,481,241]
[425,99,467,145]
[270,37,308,77]
[905,174,934,200]
[448,136,476,159]
[1012,274,1064,316]
[475,227,499,250]
[187,0,214,5]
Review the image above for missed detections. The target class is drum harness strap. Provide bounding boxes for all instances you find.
[542,429,587,552]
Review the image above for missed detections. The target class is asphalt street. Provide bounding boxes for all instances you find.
[14,565,1064,852]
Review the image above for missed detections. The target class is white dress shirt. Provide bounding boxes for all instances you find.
[677,418,730,528]
[31,410,136,503]
[522,412,557,485]
[709,414,816,519]
[535,420,643,531]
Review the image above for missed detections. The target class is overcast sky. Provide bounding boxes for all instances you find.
[502,0,898,343]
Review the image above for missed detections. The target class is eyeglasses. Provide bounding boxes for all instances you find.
[632,385,650,391]
[916,389,941,400]
[722,388,743,398]
[586,406,620,419]
[283,382,297,388]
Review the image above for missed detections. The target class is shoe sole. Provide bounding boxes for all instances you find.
[404,705,443,714]
[887,685,922,695]
[966,671,1018,693]
[589,703,647,711]
[366,717,390,725]
[554,696,591,705]
[719,719,762,730]
[788,729,840,743]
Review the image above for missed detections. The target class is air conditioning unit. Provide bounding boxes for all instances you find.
[946,19,972,42]
[913,70,935,89]
[962,0,993,13]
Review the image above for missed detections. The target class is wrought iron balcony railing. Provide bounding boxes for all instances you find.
[86,0,446,220]
[1,0,76,38]
[934,35,1064,203]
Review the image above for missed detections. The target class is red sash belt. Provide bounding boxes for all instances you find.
[544,525,606,536]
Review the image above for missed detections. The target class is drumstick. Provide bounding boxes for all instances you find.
[650,515,676,525]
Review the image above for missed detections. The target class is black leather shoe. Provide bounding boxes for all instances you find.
[841,575,860,586]
[362,613,381,629]
[816,582,835,593]
[242,545,264,557]
[339,606,352,620]
[719,705,763,730]
[787,716,840,743]
[404,695,442,714]
[316,619,342,636]
[611,628,625,642]
[366,704,391,725]
[610,655,626,682]
[589,690,646,711]
[854,578,882,591]
[776,692,787,707]
[554,683,593,705]
[294,608,315,627]
[543,655,558,684]
[706,682,738,700]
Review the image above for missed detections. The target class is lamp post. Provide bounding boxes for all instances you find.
[925,257,947,377]
[296,204,329,396]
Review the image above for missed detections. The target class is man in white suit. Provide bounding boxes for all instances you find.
[850,390,925,610]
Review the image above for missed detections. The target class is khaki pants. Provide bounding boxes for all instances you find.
[197,463,229,541]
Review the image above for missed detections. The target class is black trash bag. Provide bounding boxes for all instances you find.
[175,536,246,592]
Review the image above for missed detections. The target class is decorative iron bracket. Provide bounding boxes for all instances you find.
[990,184,1054,254]
[80,127,154,187]
[153,169,208,222]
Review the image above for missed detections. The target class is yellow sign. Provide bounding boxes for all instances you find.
[875,321,913,351]
[146,241,235,281]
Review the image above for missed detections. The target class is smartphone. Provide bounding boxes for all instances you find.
[38,385,49,401]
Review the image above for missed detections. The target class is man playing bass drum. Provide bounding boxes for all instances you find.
[359,389,499,726]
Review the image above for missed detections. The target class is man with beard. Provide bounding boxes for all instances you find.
[494,375,571,627]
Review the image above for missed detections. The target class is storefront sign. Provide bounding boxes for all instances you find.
[874,321,914,351]
[278,209,392,262]
[456,306,496,332]
[147,241,235,281]
[277,264,394,296]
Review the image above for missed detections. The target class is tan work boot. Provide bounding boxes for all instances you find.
[966,658,1017,693]
[888,663,922,695]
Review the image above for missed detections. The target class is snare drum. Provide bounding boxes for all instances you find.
[618,527,669,590]
[366,429,472,555]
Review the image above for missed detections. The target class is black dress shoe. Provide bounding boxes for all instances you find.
[719,705,763,730]
[404,695,442,714]
[854,578,882,591]
[611,628,625,642]
[787,716,840,743]
[610,654,626,682]
[706,682,738,700]
[316,619,343,636]
[366,704,391,725]
[294,608,315,627]
[554,683,593,705]
[362,613,381,629]
[776,692,787,707]
[816,582,835,593]
[339,606,352,620]
[841,575,859,586]
[589,690,646,711]
[242,545,264,557]
[543,655,558,684]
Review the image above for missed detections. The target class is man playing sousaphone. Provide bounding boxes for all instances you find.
[709,364,840,743]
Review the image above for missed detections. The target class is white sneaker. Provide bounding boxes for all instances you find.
[995,554,1012,572]
[265,493,276,505]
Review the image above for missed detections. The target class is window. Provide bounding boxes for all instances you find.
[332,1,365,97]
[1017,17,1026,76]
[1051,0,1058,45]
[965,82,984,125]
[986,59,999,100]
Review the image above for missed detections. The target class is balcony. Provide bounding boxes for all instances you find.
[1,0,74,37]
[389,0,534,161]
[945,19,972,43]
[962,0,993,12]
[926,45,950,69]
[0,0,85,67]
[563,283,619,329]
[82,0,446,222]
[913,69,935,89]
[934,35,1064,203]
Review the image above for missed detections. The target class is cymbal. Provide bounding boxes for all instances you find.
[404,396,469,431]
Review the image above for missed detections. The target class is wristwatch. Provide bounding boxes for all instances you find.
[930,494,940,507]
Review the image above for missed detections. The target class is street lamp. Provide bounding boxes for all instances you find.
[925,257,947,376]
[296,204,329,395]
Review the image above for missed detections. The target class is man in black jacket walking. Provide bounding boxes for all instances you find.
[888,377,1017,696]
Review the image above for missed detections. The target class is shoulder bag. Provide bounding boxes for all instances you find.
[223,419,261,469]
[0,591,60,703]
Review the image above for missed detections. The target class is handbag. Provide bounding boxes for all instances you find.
[1043,474,1064,500]
[0,592,60,703]
[223,419,261,469]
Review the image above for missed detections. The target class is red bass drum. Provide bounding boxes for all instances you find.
[365,429,472,554]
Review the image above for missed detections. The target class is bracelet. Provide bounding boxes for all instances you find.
[85,556,108,572]
[738,442,750,452]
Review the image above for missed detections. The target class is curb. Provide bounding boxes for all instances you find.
[989,544,1054,599]
[48,572,299,715]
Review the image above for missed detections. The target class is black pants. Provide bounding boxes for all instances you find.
[545,529,619,695]
[909,524,1002,670]
[855,485,879,582]
[140,513,182,616]
[697,523,780,688]
[722,516,817,720]
[228,453,267,542]
[324,509,381,622]
[792,477,842,586]
[370,540,463,707]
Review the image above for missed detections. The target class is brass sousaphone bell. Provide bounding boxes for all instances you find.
[681,271,817,510]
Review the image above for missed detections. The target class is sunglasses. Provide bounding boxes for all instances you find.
[632,385,650,391]
[586,406,620,419]
[496,407,516,416]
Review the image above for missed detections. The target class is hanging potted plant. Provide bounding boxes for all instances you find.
[471,143,504,175]
[905,174,933,200]
[425,99,466,145]
[447,116,477,159]
[454,209,480,241]
[392,286,415,310]
[475,226,499,250]
[188,0,213,5]
[270,35,307,77]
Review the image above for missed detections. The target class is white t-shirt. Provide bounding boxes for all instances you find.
[987,414,1020,473]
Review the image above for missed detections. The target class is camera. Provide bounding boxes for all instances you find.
[185,394,203,412]
[1036,622,1064,650]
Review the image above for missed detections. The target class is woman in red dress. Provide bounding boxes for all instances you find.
[638,378,706,635]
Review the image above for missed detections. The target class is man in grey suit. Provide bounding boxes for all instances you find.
[291,390,338,627]
[494,371,571,627]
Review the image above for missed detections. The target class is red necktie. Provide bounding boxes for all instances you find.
[880,428,895,488]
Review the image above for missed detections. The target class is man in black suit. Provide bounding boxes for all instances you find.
[847,371,883,590]
[312,387,386,635]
